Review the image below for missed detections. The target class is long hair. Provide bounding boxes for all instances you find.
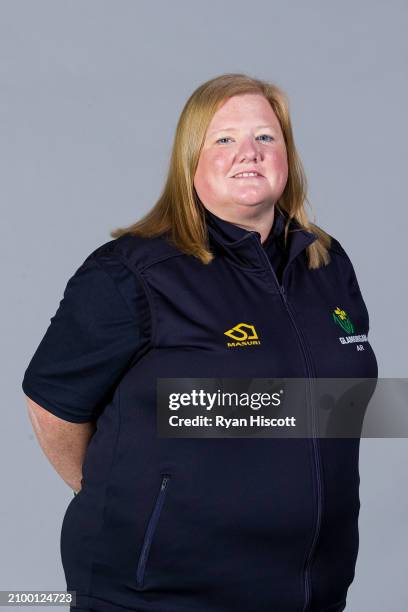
[110,73,332,268]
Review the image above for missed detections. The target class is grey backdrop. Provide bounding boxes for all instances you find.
[2,0,407,610]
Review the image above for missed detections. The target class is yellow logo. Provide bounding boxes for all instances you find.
[224,323,261,347]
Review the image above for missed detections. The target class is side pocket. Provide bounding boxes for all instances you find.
[136,474,171,588]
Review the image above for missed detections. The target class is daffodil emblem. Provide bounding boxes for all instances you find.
[332,306,354,334]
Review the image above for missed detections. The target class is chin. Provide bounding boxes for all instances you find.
[233,198,276,208]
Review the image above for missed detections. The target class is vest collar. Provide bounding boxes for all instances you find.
[204,206,318,270]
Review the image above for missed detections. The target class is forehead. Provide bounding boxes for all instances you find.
[208,94,279,131]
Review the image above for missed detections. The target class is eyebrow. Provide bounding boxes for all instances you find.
[208,125,275,136]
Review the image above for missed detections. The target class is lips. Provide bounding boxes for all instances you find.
[231,169,265,178]
[233,174,264,178]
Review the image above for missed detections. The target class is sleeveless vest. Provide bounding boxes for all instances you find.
[60,208,378,611]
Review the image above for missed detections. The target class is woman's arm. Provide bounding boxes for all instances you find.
[25,396,97,493]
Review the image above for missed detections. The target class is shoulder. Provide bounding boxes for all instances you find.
[327,234,351,261]
[303,217,355,273]
[324,232,362,292]
[70,233,186,316]
[305,217,351,263]
[61,233,181,322]
[314,228,355,271]
[86,232,185,273]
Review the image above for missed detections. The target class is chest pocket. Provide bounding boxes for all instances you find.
[288,277,378,379]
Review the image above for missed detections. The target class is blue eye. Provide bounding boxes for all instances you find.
[215,134,274,144]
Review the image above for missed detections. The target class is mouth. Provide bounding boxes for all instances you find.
[231,172,265,179]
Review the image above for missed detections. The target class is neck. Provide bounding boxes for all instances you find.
[204,204,275,245]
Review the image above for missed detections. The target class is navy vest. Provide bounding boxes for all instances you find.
[60,207,378,612]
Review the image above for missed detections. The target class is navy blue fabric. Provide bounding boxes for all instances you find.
[205,205,288,283]
[21,206,286,424]
[22,250,151,423]
[22,207,378,612]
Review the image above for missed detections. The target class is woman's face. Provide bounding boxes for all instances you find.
[194,93,288,218]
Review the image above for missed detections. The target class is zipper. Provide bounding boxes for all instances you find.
[136,474,171,587]
[250,234,322,612]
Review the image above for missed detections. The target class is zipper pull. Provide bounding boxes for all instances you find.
[161,475,170,490]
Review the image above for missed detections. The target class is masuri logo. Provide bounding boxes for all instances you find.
[224,323,261,347]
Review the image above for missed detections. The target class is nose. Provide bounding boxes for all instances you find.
[236,135,263,162]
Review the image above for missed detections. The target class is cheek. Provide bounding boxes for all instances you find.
[266,149,288,181]
[195,152,230,189]
[208,151,231,174]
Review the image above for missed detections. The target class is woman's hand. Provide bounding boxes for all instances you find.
[25,397,97,493]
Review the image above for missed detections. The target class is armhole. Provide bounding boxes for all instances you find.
[94,249,155,363]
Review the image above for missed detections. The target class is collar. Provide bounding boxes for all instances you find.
[204,206,318,271]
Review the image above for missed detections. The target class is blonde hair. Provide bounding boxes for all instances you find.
[111,73,332,269]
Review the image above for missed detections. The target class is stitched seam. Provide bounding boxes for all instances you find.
[110,252,158,349]
[207,228,256,248]
[23,374,92,402]
[88,382,123,599]
[222,259,270,273]
[139,251,190,272]
[91,253,140,323]
[22,378,97,423]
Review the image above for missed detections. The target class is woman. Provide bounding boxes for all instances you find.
[22,73,378,612]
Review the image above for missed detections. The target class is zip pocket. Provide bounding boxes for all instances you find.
[136,474,171,587]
